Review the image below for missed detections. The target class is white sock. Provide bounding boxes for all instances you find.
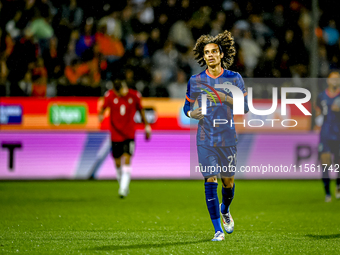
[119,165,132,193]
[116,167,122,185]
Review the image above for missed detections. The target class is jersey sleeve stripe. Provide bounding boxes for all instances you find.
[186,95,195,103]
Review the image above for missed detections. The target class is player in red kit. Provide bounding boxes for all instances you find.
[99,79,151,198]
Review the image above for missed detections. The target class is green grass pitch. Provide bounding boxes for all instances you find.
[0,180,340,254]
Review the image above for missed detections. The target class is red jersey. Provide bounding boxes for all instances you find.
[103,89,143,142]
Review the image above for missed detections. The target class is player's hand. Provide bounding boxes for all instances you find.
[331,103,340,112]
[191,107,204,120]
[145,124,151,141]
[98,113,104,123]
[207,91,226,103]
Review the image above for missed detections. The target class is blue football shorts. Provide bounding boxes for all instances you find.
[318,137,340,158]
[197,145,237,178]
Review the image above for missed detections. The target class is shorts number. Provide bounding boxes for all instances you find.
[120,105,126,116]
[228,154,237,167]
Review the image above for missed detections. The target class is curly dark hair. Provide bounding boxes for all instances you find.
[193,30,236,69]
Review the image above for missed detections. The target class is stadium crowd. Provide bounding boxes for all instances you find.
[0,0,339,97]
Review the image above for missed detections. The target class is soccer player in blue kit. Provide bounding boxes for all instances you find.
[183,30,249,241]
[316,71,340,202]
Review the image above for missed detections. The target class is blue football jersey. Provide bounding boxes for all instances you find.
[316,89,340,141]
[183,69,248,147]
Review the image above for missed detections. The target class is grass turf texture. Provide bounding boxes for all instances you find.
[0,180,339,254]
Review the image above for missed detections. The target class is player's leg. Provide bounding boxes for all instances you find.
[320,152,332,202]
[118,139,135,198]
[205,176,224,241]
[220,146,236,234]
[319,139,332,202]
[198,145,224,240]
[114,157,122,185]
[220,176,235,213]
[112,141,124,185]
[333,142,340,199]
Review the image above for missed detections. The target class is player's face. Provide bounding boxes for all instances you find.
[203,43,224,67]
[118,84,128,96]
[327,72,340,89]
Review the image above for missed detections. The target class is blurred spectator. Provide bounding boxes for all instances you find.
[168,18,194,53]
[190,6,211,39]
[329,55,340,70]
[318,46,330,77]
[125,41,151,82]
[121,5,135,50]
[161,0,180,25]
[168,69,187,98]
[75,18,95,59]
[0,28,14,59]
[222,0,242,29]
[278,53,292,78]
[146,28,162,56]
[178,0,194,21]
[6,35,36,95]
[125,68,136,90]
[25,8,54,60]
[5,11,22,39]
[210,12,226,37]
[63,30,79,66]
[152,13,172,44]
[142,70,169,97]
[0,57,10,96]
[98,10,122,39]
[239,30,261,77]
[249,14,273,47]
[61,0,83,30]
[323,20,340,60]
[61,57,101,96]
[95,23,125,81]
[269,5,285,40]
[152,40,178,83]
[254,46,279,78]
[137,0,154,27]
[19,70,32,96]
[30,57,48,97]
[277,29,308,66]
[54,0,83,61]
[16,0,36,30]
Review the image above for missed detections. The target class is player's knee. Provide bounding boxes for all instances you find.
[205,176,218,183]
[123,154,131,165]
[114,159,121,169]
[221,177,234,188]
[320,153,331,165]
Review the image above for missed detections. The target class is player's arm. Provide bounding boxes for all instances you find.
[183,78,203,120]
[136,92,151,140]
[99,91,110,122]
[314,93,325,127]
[331,97,340,112]
[315,93,322,117]
[139,108,151,140]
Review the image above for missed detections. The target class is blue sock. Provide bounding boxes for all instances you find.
[221,184,235,214]
[204,182,223,233]
[322,178,330,195]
